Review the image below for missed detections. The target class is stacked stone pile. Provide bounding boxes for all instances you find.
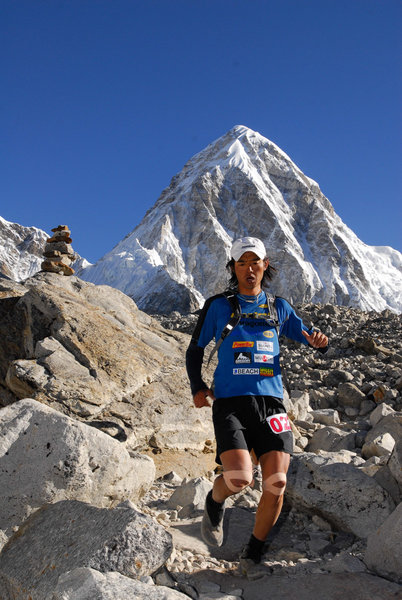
[41,225,76,275]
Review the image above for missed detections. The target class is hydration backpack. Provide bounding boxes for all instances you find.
[207,290,291,394]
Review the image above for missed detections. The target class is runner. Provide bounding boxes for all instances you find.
[186,236,328,574]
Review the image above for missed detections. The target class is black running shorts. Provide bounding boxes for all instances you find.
[212,395,294,464]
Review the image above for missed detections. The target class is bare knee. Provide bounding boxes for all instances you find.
[263,472,287,496]
[223,469,253,493]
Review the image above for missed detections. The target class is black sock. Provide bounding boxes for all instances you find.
[206,490,225,526]
[241,534,265,563]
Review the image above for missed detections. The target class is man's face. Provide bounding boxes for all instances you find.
[233,251,268,293]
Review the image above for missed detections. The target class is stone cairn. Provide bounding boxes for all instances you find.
[41,225,75,276]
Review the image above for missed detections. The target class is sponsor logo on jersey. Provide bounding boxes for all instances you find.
[234,351,252,364]
[266,413,291,433]
[233,368,260,375]
[243,311,269,319]
[263,330,275,338]
[260,367,274,376]
[254,354,274,364]
[256,340,274,352]
[241,319,271,328]
[232,341,254,348]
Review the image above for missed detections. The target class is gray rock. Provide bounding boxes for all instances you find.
[360,455,387,477]
[167,477,212,517]
[324,370,354,388]
[309,388,337,409]
[306,426,356,453]
[373,465,401,504]
[364,412,402,447]
[0,273,214,449]
[359,399,376,416]
[0,399,155,546]
[189,570,402,600]
[162,471,183,485]
[5,359,49,399]
[337,382,366,408]
[388,438,402,488]
[287,452,395,538]
[47,568,190,600]
[283,390,311,421]
[361,432,395,459]
[344,406,359,417]
[310,409,340,425]
[364,502,402,583]
[326,552,367,574]
[0,500,173,599]
[355,429,368,448]
[369,402,395,427]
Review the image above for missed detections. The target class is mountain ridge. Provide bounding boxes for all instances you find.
[1,126,401,313]
[79,125,402,314]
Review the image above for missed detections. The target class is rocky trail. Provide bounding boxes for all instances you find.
[0,273,401,598]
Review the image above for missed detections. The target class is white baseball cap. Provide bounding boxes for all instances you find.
[230,237,267,261]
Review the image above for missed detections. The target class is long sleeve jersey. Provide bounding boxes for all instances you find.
[186,291,313,399]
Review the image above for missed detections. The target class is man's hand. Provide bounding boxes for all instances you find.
[193,388,215,408]
[302,329,328,348]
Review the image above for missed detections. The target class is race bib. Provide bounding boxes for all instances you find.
[266,413,291,434]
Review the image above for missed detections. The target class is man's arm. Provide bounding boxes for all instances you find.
[185,341,216,407]
[301,328,329,349]
[277,298,329,352]
[186,341,207,395]
[185,297,219,407]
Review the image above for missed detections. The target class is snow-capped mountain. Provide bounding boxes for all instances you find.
[0,217,49,281]
[79,125,402,314]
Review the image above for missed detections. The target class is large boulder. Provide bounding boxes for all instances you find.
[286,452,395,538]
[167,476,212,517]
[361,432,395,459]
[47,567,190,600]
[388,438,402,489]
[369,403,395,427]
[337,382,366,408]
[306,426,356,453]
[283,390,311,421]
[0,399,155,547]
[0,273,213,449]
[364,412,402,447]
[0,500,173,599]
[364,503,402,583]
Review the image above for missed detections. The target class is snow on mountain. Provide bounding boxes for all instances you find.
[79,125,402,314]
[0,216,49,281]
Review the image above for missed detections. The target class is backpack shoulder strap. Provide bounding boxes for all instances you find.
[266,293,279,327]
[207,291,241,366]
[266,294,292,396]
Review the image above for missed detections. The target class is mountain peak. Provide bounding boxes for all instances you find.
[79,128,402,314]
[228,124,252,136]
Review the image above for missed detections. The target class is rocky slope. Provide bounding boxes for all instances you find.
[0,273,213,451]
[0,275,401,598]
[79,125,402,314]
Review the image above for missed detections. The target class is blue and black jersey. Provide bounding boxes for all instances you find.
[186,291,313,399]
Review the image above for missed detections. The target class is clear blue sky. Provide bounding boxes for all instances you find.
[1,0,401,263]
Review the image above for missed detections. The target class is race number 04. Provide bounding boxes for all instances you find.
[267,413,291,433]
